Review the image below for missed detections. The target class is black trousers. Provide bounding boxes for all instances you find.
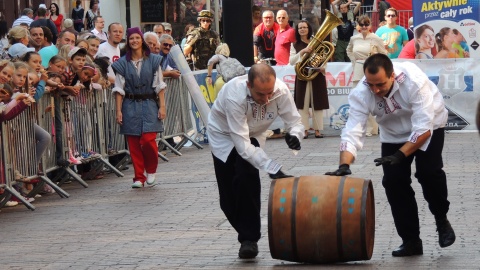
[212,138,261,243]
[381,128,450,241]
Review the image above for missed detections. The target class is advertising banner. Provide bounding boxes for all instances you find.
[412,0,480,59]
[192,59,479,134]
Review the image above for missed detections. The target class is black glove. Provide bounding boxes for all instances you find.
[285,133,301,150]
[269,170,293,179]
[325,164,352,176]
[374,150,406,166]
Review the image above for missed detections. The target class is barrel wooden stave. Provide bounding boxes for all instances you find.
[268,175,375,263]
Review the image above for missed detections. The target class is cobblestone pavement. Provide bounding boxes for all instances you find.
[0,132,479,269]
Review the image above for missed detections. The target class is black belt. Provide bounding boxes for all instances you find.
[125,93,157,101]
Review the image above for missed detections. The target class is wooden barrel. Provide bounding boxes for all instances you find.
[268,175,375,263]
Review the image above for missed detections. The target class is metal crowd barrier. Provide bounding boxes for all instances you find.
[0,104,68,211]
[60,87,124,183]
[162,77,202,152]
[105,87,132,167]
[37,92,87,188]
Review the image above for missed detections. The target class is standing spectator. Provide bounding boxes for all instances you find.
[375,8,409,59]
[90,16,107,42]
[184,1,198,25]
[184,10,220,70]
[378,0,391,24]
[347,14,387,136]
[270,9,295,139]
[398,39,416,59]
[49,3,64,34]
[97,23,124,82]
[12,8,34,28]
[180,23,195,50]
[29,26,45,52]
[162,22,173,36]
[274,10,295,66]
[159,34,180,78]
[0,18,8,52]
[290,20,329,139]
[153,24,165,38]
[326,53,455,257]
[30,7,58,44]
[207,64,303,259]
[39,29,76,68]
[71,0,85,32]
[252,5,262,31]
[62,19,78,35]
[407,17,414,41]
[253,10,278,65]
[7,26,30,47]
[332,0,361,62]
[347,15,388,86]
[86,35,101,59]
[311,0,323,29]
[38,27,56,67]
[85,1,101,31]
[144,31,160,54]
[111,27,167,189]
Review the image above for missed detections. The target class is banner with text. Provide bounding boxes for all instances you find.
[192,59,480,133]
[412,0,480,59]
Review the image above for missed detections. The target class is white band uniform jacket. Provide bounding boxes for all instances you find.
[340,61,448,158]
[207,75,304,174]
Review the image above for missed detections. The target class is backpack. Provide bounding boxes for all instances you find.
[218,57,246,82]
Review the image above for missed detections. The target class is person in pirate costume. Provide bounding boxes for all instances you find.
[183,10,220,70]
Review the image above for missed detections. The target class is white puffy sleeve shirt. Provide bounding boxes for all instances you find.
[207,75,304,173]
[111,59,167,96]
[340,61,448,159]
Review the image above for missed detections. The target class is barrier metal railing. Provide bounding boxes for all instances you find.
[60,87,124,183]
[161,77,203,152]
[36,92,85,189]
[105,87,132,167]
[0,105,66,210]
[1,74,202,211]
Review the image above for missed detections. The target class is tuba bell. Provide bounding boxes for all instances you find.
[295,9,343,81]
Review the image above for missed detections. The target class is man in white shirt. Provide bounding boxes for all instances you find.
[208,64,303,259]
[12,8,34,27]
[326,54,455,257]
[97,22,124,83]
[90,15,108,42]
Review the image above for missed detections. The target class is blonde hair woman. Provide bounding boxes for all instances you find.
[7,26,29,46]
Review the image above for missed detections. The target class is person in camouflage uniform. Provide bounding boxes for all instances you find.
[183,10,220,70]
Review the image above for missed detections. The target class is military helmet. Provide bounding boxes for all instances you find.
[197,10,213,21]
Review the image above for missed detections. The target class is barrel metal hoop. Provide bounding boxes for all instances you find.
[290,176,300,262]
[267,179,276,255]
[336,176,347,260]
[360,179,370,259]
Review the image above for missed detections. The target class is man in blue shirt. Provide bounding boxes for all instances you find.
[159,34,181,79]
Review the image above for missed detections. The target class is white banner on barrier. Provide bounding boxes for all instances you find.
[191,59,480,133]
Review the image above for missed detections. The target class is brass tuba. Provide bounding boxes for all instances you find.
[295,9,343,81]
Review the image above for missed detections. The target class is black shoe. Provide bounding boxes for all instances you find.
[392,239,423,257]
[238,241,258,259]
[436,217,456,248]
